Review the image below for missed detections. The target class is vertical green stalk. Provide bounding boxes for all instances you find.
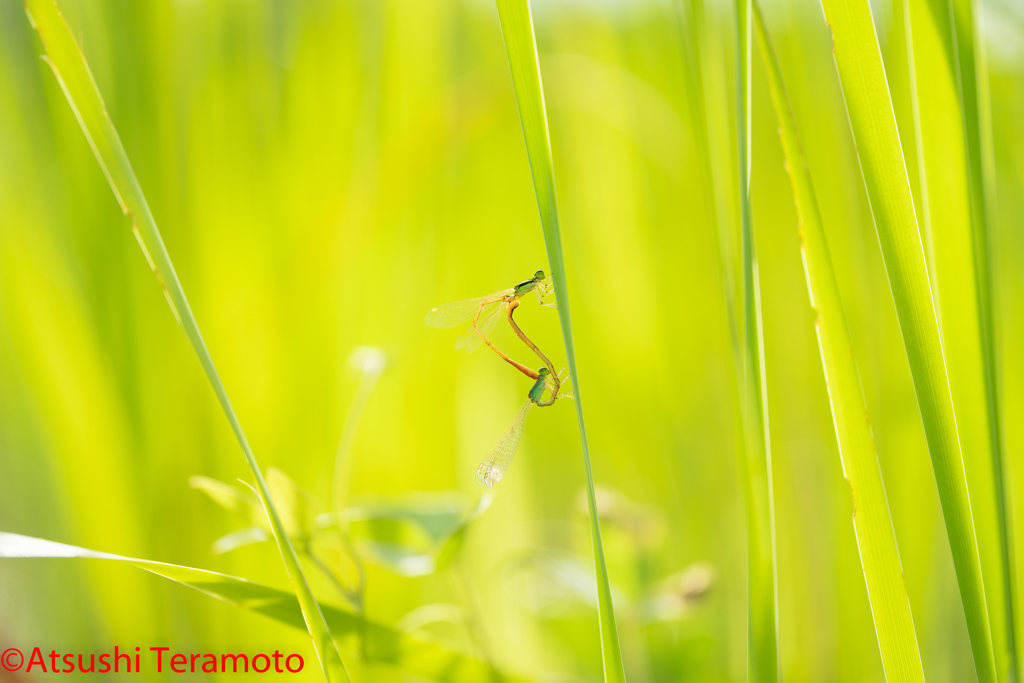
[753,2,926,677]
[734,0,779,679]
[23,1,349,680]
[673,3,778,676]
[491,2,625,681]
[902,0,1016,675]
[673,0,740,347]
[817,0,996,679]
[949,0,1018,676]
[332,347,386,614]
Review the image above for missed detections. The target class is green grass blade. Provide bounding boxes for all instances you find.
[735,0,779,678]
[491,2,625,681]
[0,533,523,683]
[22,2,349,680]
[902,0,1016,676]
[673,0,741,351]
[817,0,997,679]
[948,0,1018,675]
[752,3,925,678]
[673,4,779,676]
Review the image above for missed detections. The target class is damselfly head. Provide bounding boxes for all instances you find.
[534,270,546,280]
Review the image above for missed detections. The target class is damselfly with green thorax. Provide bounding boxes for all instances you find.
[476,366,571,488]
[425,271,554,379]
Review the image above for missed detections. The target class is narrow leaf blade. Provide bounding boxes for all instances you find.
[817,0,997,678]
[22,2,349,680]
[0,533,524,683]
[753,3,925,677]
[903,0,1016,675]
[734,0,780,679]
[492,2,625,681]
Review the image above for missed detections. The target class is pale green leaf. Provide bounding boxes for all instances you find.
[817,0,997,678]
[212,527,272,555]
[752,2,925,678]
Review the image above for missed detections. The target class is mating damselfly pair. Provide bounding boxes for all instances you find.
[426,270,571,487]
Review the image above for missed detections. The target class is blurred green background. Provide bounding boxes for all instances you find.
[1,0,1023,680]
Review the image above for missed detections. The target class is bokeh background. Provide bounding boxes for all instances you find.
[1,0,1023,680]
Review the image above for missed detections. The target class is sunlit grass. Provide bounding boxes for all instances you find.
[753,1,924,676]
[22,0,349,679]
[819,0,997,678]
[0,0,1022,680]
[493,1,625,680]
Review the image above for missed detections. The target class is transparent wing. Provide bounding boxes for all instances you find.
[476,399,533,488]
[454,299,505,353]
[424,289,511,329]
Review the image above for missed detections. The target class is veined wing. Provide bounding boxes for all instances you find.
[476,399,533,488]
[455,299,506,353]
[424,289,512,329]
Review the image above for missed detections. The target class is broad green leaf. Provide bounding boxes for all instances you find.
[902,0,1016,675]
[492,2,625,681]
[345,491,485,548]
[0,533,526,683]
[817,0,997,678]
[354,540,436,578]
[397,604,468,634]
[752,3,925,678]
[22,1,349,680]
[349,492,491,576]
[347,491,492,575]
[202,488,491,577]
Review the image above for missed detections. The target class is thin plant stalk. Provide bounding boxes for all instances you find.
[332,347,387,613]
[492,1,626,681]
[22,1,349,680]
[817,0,997,678]
[671,3,776,676]
[753,2,926,677]
[734,0,780,678]
[449,559,498,668]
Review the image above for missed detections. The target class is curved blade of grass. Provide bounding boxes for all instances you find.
[491,2,625,681]
[22,2,349,680]
[752,3,925,678]
[734,0,780,679]
[902,0,1016,676]
[817,0,996,679]
[0,533,523,683]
